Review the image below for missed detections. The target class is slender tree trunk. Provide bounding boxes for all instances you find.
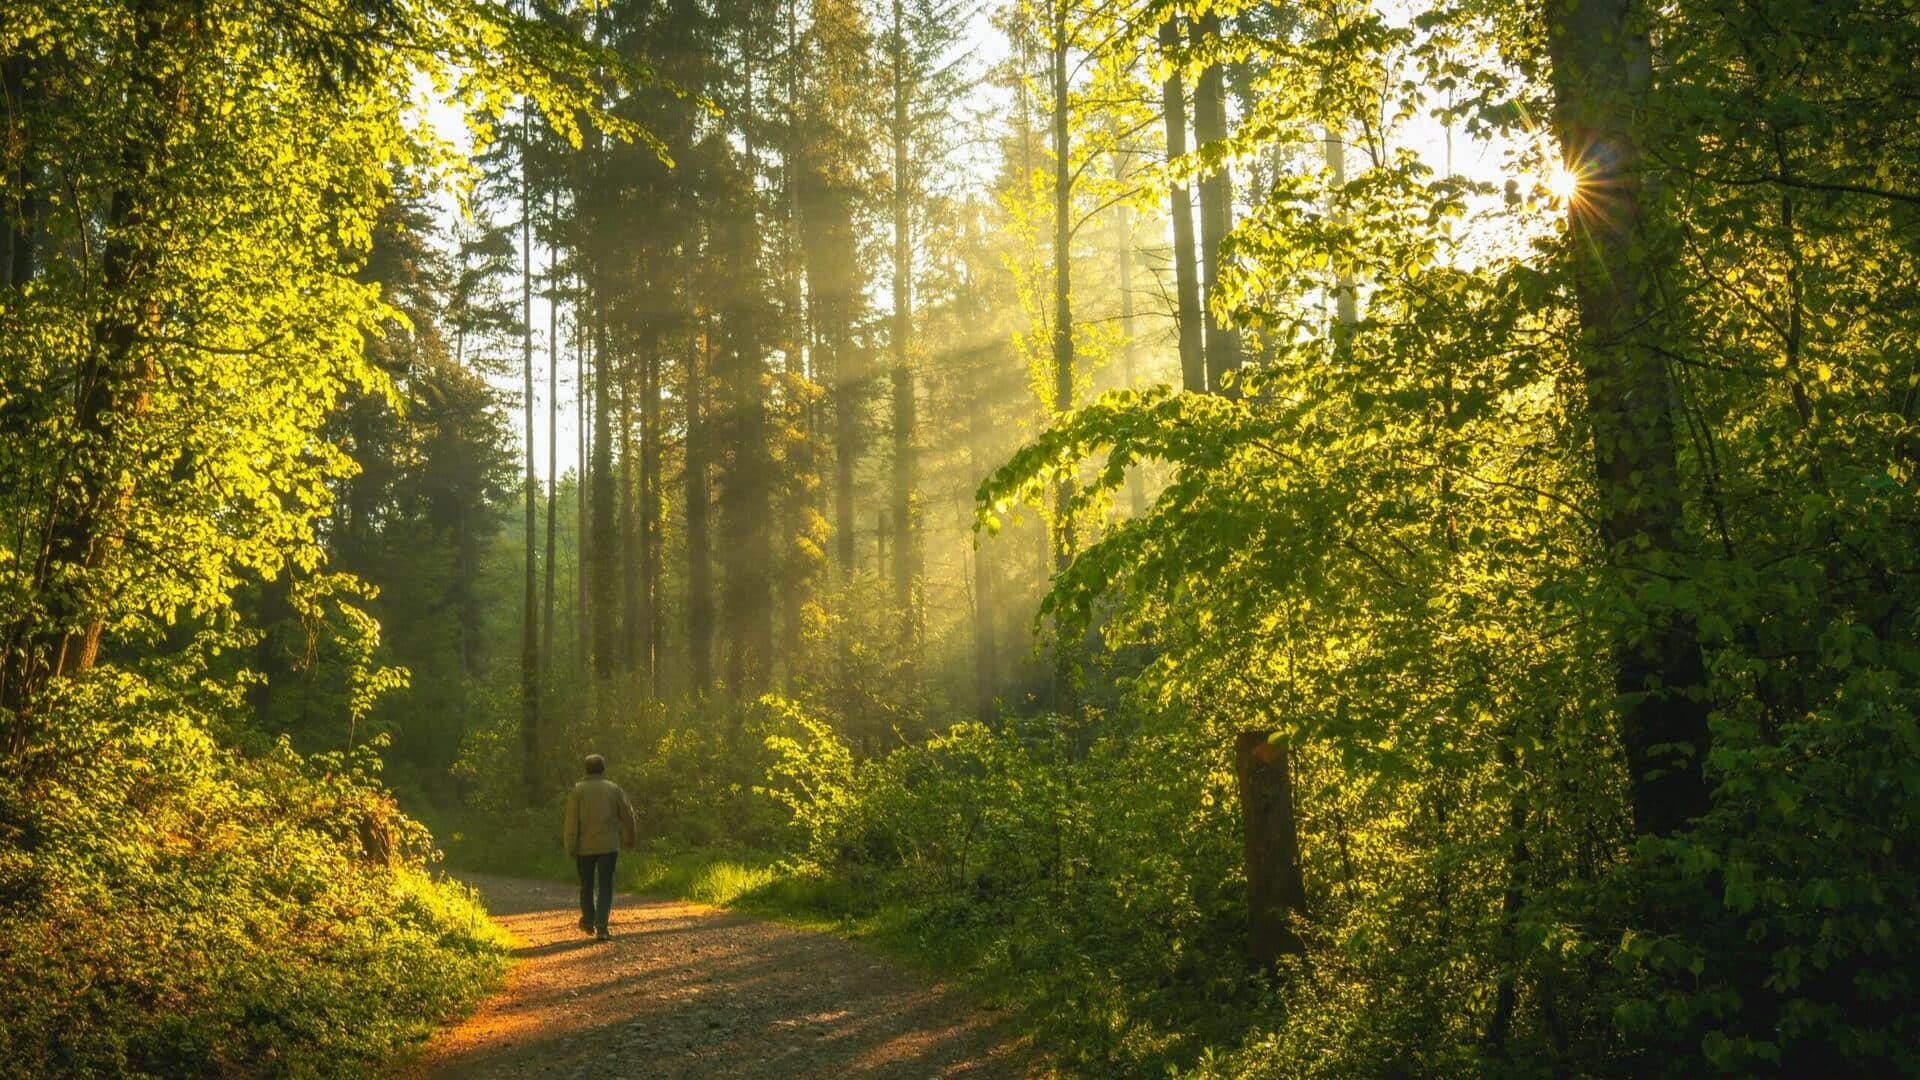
[1112,144,1145,516]
[1193,11,1239,397]
[889,0,923,664]
[832,321,858,573]
[1485,726,1530,1052]
[519,106,541,804]
[1,56,34,290]
[543,215,558,670]
[963,277,999,722]
[1157,18,1207,394]
[619,328,641,676]
[1048,0,1078,722]
[577,278,589,673]
[1324,127,1356,358]
[1545,0,1709,837]
[640,324,662,695]
[686,257,715,694]
[588,300,618,677]
[778,0,816,689]
[720,35,775,698]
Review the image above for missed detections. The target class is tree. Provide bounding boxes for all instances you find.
[1155,14,1206,394]
[1543,0,1708,840]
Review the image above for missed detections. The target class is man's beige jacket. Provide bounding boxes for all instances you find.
[563,776,638,857]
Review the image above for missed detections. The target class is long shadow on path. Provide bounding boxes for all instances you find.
[401,873,1036,1080]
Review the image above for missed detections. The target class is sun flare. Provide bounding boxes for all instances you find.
[1546,161,1581,202]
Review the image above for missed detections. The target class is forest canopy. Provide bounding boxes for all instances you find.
[3,0,1918,1074]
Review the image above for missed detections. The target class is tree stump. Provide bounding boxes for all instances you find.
[1236,730,1306,965]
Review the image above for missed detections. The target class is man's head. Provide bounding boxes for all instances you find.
[584,754,606,776]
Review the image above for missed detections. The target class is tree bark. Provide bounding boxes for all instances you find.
[618,326,641,676]
[686,266,715,694]
[1323,127,1356,358]
[1112,142,1145,516]
[542,218,558,672]
[1236,730,1306,965]
[1157,18,1207,395]
[889,0,924,664]
[1049,0,1078,722]
[640,325,662,696]
[1545,0,1710,838]
[589,300,618,678]
[1193,11,1239,397]
[576,278,590,673]
[520,103,542,805]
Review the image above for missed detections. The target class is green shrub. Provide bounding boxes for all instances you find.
[0,675,507,1079]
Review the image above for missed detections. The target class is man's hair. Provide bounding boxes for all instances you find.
[583,754,606,775]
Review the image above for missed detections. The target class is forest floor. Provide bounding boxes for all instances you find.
[398,873,1039,1080]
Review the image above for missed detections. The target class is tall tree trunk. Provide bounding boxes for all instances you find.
[1,15,183,753]
[1193,11,1239,397]
[686,258,715,694]
[831,316,859,574]
[618,328,641,676]
[1485,725,1530,1052]
[588,300,619,677]
[542,221,559,670]
[964,277,999,722]
[1544,0,1709,838]
[1048,0,1078,722]
[1112,143,1145,516]
[577,278,590,673]
[640,323,662,695]
[889,0,923,664]
[721,38,775,698]
[1,55,34,290]
[519,106,542,805]
[1324,127,1356,358]
[1157,18,1207,395]
[1013,27,1054,598]
[778,0,817,690]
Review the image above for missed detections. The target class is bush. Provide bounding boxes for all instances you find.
[0,673,507,1079]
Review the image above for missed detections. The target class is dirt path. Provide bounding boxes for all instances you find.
[401,874,1037,1079]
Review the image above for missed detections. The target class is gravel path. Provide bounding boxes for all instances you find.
[401,873,1037,1080]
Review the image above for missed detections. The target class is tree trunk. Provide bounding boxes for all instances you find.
[1157,17,1207,395]
[1193,11,1239,397]
[1544,0,1710,838]
[1112,142,1145,516]
[889,0,924,666]
[1,55,34,290]
[686,277,715,695]
[519,106,542,805]
[1235,730,1307,965]
[1049,0,1078,723]
[721,38,775,698]
[640,325,662,696]
[577,278,590,673]
[1324,127,1356,358]
[832,322,859,574]
[589,299,618,677]
[778,0,818,690]
[618,329,641,676]
[542,223,558,671]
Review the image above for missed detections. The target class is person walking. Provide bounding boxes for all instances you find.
[562,754,638,941]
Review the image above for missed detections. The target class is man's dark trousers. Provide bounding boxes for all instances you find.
[577,852,617,934]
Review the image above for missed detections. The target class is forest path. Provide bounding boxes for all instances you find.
[399,873,1037,1080]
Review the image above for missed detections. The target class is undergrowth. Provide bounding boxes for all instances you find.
[0,689,509,1080]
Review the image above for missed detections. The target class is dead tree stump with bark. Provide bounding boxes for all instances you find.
[1236,729,1306,966]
